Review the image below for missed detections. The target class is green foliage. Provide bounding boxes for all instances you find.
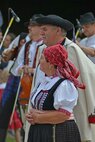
[6,134,16,142]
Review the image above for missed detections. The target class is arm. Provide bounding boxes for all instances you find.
[13,44,25,76]
[26,80,78,125]
[18,65,35,75]
[1,48,17,62]
[1,35,20,62]
[76,40,95,56]
[25,108,69,125]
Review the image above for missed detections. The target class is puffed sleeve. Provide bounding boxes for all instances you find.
[54,80,78,113]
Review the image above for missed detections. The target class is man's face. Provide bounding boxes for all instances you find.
[82,23,95,37]
[28,24,42,40]
[40,25,59,46]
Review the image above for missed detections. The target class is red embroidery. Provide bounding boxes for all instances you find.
[58,108,71,116]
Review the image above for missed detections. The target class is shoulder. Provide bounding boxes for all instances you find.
[58,79,77,90]
[80,38,87,44]
[55,79,78,97]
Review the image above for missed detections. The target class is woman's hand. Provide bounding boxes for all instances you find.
[26,108,70,125]
[25,108,44,124]
[25,112,35,125]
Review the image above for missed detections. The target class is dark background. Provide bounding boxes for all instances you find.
[0,0,95,36]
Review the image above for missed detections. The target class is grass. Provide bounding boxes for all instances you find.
[6,129,24,142]
[6,137,16,142]
[6,133,16,142]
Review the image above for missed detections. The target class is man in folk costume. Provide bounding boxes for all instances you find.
[0,14,45,142]
[14,13,46,140]
[24,41,46,142]
[26,15,95,142]
[15,14,45,104]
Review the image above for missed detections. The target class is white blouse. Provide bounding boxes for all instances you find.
[31,76,78,113]
[13,40,43,76]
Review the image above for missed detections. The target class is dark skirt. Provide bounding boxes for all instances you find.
[28,120,81,142]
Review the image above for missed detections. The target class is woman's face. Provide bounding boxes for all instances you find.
[19,39,26,47]
[40,53,55,76]
[40,53,49,73]
[3,35,12,48]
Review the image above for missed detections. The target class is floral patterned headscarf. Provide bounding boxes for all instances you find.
[43,44,85,89]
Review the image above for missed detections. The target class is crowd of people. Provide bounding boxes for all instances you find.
[0,11,95,142]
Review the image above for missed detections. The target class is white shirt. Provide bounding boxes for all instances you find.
[11,38,43,76]
[10,35,30,75]
[80,34,95,63]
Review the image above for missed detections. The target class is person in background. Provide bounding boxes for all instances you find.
[0,32,27,142]
[7,32,27,142]
[0,32,16,107]
[0,32,16,54]
[76,12,95,64]
[8,107,23,142]
[0,32,16,70]
[26,44,85,142]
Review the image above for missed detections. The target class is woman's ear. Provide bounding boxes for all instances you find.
[49,63,55,70]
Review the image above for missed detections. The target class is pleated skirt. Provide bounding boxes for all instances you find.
[28,120,81,142]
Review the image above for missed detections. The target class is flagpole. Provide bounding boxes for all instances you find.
[0,16,15,50]
[9,72,23,125]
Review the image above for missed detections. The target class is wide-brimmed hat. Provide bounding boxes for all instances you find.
[24,14,44,26]
[79,12,95,25]
[36,15,73,31]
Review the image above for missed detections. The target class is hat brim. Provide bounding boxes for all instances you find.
[24,21,39,27]
[80,20,95,25]
[36,16,73,31]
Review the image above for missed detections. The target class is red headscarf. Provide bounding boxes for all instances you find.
[43,44,85,89]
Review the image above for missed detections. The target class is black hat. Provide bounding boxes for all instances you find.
[24,14,44,26]
[79,12,95,25]
[36,15,73,31]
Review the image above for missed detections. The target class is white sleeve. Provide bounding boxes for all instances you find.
[54,80,78,113]
[14,44,25,75]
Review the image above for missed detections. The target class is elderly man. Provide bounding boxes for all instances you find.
[76,12,95,64]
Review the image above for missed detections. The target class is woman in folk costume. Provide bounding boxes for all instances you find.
[0,32,27,141]
[26,44,85,142]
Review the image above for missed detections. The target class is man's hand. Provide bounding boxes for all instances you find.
[18,65,34,75]
[2,48,16,62]
[75,40,81,47]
